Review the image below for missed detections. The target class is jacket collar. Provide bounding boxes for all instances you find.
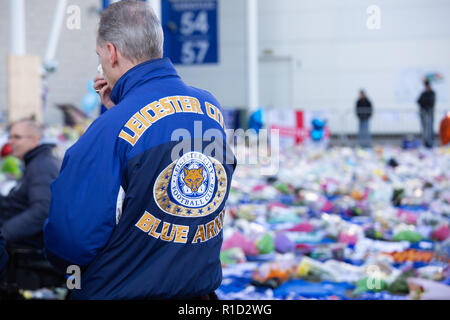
[23,143,55,166]
[110,58,179,104]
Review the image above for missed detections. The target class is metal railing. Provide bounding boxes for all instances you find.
[323,107,449,146]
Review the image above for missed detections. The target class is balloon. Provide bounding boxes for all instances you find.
[2,155,22,178]
[81,80,101,114]
[87,79,97,93]
[1,143,12,157]
[312,118,326,129]
[82,92,100,114]
[311,129,324,141]
[248,109,264,133]
[310,117,326,141]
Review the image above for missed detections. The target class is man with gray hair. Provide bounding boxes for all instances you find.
[44,1,236,300]
[94,0,164,110]
[0,118,59,248]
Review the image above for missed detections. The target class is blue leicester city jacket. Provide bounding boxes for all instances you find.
[44,58,236,299]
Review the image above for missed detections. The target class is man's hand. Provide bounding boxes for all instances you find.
[94,75,115,110]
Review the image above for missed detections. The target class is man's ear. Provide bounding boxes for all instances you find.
[32,135,41,146]
[106,42,118,67]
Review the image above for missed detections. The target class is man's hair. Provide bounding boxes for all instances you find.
[424,80,430,86]
[10,118,43,139]
[97,1,164,63]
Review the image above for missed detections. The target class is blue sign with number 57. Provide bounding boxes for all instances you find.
[162,0,218,65]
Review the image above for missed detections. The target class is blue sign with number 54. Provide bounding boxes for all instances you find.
[162,0,218,65]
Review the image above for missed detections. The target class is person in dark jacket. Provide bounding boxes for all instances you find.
[0,119,60,248]
[417,80,436,148]
[356,90,373,148]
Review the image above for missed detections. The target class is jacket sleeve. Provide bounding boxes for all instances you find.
[1,162,55,243]
[43,117,127,267]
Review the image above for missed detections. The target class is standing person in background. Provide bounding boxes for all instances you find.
[356,90,373,148]
[417,80,436,148]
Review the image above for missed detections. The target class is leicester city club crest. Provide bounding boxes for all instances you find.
[154,152,227,217]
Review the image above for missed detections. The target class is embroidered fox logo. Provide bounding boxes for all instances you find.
[183,166,204,192]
